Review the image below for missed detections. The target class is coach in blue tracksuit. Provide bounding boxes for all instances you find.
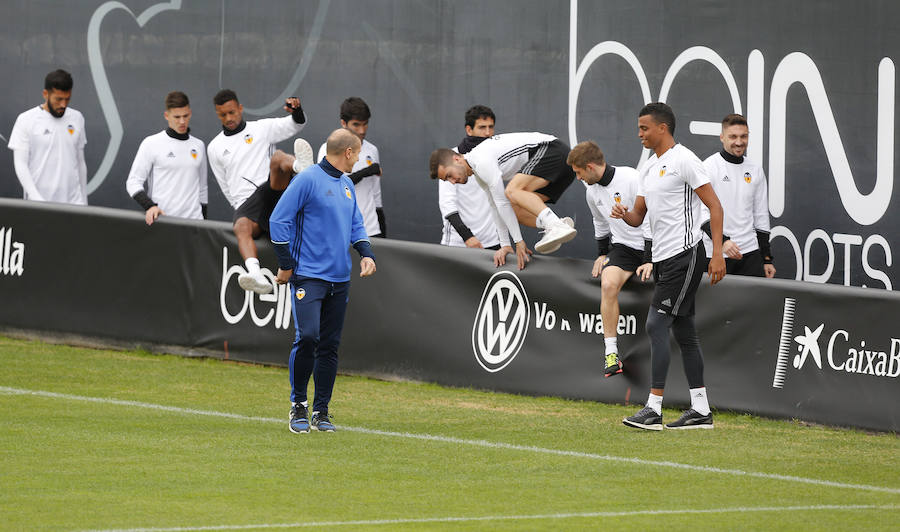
[270,128,377,434]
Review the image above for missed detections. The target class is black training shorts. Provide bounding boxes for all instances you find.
[233,182,284,234]
[519,139,575,204]
[652,242,705,317]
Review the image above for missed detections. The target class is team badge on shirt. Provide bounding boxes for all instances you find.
[744,172,752,183]
[614,192,622,203]
[190,148,198,160]
[344,186,352,199]
[659,165,667,177]
[365,155,374,166]
[295,288,306,300]
[244,134,253,144]
[67,125,75,135]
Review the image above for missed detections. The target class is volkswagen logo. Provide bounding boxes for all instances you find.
[472,271,530,372]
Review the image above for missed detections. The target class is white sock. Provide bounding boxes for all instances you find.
[690,387,710,415]
[291,401,308,408]
[646,392,663,415]
[604,337,618,355]
[245,257,260,274]
[536,207,561,229]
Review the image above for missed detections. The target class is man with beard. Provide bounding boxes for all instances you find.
[8,69,88,205]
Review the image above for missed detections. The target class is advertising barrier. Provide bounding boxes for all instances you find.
[1,199,897,431]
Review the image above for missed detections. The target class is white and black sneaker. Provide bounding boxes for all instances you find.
[238,270,274,295]
[665,408,713,430]
[623,406,663,431]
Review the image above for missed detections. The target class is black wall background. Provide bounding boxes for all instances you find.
[1,0,898,289]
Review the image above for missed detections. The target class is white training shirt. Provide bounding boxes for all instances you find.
[463,132,557,247]
[317,139,382,237]
[207,116,305,209]
[585,166,650,252]
[637,143,711,263]
[7,105,87,204]
[438,145,500,247]
[701,151,771,258]
[125,130,208,220]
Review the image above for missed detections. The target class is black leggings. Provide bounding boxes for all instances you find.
[646,307,705,390]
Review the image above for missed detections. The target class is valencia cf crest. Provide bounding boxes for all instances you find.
[244,134,253,144]
[295,288,306,300]
[190,148,198,160]
[344,186,352,199]
[613,192,622,203]
[67,124,75,135]
[366,155,374,166]
[658,165,667,177]
[744,172,752,183]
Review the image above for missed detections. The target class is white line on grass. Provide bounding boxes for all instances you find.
[3,386,899,496]
[81,504,900,531]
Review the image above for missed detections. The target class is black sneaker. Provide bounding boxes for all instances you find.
[310,411,336,432]
[665,408,713,430]
[289,403,310,434]
[604,352,623,377]
[623,406,663,431]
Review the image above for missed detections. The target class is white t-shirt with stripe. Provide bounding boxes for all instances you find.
[637,143,710,263]
[7,105,87,204]
[318,138,382,237]
[463,132,557,246]
[207,116,305,209]
[701,152,770,258]
[125,130,208,220]
[585,165,650,251]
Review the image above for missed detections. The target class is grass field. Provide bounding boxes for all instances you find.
[1,335,898,531]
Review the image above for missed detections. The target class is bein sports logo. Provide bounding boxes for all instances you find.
[772,298,900,388]
[219,247,291,330]
[472,271,530,373]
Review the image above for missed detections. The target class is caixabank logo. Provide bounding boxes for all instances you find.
[772,297,900,388]
[472,271,530,373]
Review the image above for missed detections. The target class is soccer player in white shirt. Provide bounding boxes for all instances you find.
[7,69,87,205]
[567,141,653,378]
[438,105,501,249]
[126,91,207,226]
[429,132,578,270]
[701,113,775,278]
[317,97,385,239]
[207,89,310,294]
[612,102,726,430]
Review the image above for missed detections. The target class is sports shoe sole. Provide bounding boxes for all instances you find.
[604,366,623,378]
[622,418,663,431]
[665,422,714,430]
[294,138,315,172]
[535,226,577,254]
[288,424,310,434]
[238,273,274,294]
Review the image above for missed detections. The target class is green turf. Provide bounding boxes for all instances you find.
[1,336,897,531]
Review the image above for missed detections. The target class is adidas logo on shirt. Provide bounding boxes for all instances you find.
[326,190,334,196]
[43,129,51,135]
[167,152,176,158]
[661,298,672,307]
[722,175,730,182]
[223,149,231,156]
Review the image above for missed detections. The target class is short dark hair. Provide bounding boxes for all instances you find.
[213,89,239,106]
[44,69,73,92]
[566,141,605,168]
[639,102,676,135]
[429,148,456,180]
[340,97,371,122]
[165,91,190,110]
[465,105,495,128]
[721,113,748,128]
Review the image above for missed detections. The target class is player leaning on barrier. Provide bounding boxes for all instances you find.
[207,89,310,295]
[125,91,207,226]
[438,105,501,249]
[612,102,726,431]
[270,129,377,434]
[566,141,653,378]
[429,132,578,271]
[701,113,776,278]
[8,69,88,205]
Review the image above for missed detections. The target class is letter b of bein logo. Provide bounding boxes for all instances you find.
[472,271,530,373]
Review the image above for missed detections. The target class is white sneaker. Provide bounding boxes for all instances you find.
[238,270,274,294]
[292,138,315,173]
[535,217,576,254]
